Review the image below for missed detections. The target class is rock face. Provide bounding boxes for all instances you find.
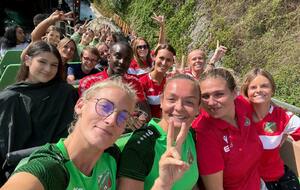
[187,2,211,51]
[87,3,120,32]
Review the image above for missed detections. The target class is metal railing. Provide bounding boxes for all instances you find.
[272,98,300,114]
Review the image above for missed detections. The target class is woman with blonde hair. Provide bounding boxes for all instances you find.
[57,37,77,64]
[1,79,136,189]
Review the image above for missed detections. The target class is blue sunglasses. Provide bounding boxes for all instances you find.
[95,98,130,127]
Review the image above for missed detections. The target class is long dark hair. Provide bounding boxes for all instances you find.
[0,25,20,49]
[16,41,64,82]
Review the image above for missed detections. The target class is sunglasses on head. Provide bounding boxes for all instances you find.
[95,98,130,127]
[136,45,148,50]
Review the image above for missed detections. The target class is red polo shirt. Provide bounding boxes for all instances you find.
[195,96,263,190]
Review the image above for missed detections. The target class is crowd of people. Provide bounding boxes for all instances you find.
[0,9,300,190]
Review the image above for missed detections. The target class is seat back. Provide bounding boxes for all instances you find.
[0,50,22,75]
[67,61,81,65]
[0,64,20,90]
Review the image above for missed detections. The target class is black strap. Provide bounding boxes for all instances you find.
[105,144,121,163]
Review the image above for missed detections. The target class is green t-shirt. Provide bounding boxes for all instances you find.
[14,139,119,190]
[70,32,84,58]
[118,118,199,190]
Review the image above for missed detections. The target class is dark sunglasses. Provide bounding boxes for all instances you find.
[95,98,130,127]
[136,45,148,50]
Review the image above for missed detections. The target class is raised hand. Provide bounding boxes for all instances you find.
[151,13,165,26]
[180,55,186,72]
[49,10,74,23]
[170,55,185,75]
[152,120,190,189]
[209,40,228,64]
[63,11,74,21]
[102,25,111,34]
[78,20,90,35]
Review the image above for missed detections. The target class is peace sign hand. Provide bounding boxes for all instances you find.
[209,40,228,64]
[78,20,90,35]
[151,13,165,26]
[170,55,185,76]
[152,120,190,189]
[49,10,74,23]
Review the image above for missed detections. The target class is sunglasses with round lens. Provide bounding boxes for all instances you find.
[82,56,98,63]
[136,45,148,50]
[95,98,129,127]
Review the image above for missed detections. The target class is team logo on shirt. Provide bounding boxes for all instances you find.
[244,117,251,127]
[97,170,112,190]
[187,148,194,164]
[264,122,277,133]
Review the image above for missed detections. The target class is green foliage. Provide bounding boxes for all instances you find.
[95,0,196,56]
[271,63,300,106]
[203,0,300,107]
[164,0,196,55]
[95,0,300,107]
